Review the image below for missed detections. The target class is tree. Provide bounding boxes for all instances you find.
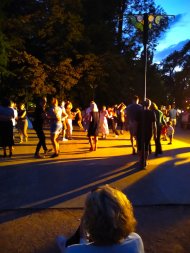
[161,41,190,107]
[70,53,106,107]
[7,50,54,103]
[0,0,172,106]
[52,58,81,100]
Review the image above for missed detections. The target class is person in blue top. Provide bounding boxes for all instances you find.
[56,184,144,253]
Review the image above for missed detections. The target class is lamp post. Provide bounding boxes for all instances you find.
[143,13,148,101]
[129,13,175,100]
[129,13,175,168]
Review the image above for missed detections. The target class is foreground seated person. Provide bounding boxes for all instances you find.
[56,184,144,253]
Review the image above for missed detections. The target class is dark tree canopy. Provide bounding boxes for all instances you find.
[161,41,190,107]
[0,0,185,108]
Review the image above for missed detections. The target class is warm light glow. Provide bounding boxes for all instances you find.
[148,14,155,22]
[155,15,163,25]
[137,15,143,22]
[1,129,190,209]
[174,152,190,166]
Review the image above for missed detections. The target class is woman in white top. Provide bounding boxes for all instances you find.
[65,101,75,140]
[48,98,63,158]
[56,185,144,253]
[99,105,109,139]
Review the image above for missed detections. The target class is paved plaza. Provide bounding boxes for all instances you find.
[1,127,190,209]
[0,126,190,253]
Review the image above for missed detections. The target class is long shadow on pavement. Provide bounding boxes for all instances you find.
[0,145,190,224]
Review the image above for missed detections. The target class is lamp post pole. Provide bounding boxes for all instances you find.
[143,13,149,101]
[129,13,174,101]
[128,13,175,168]
[140,13,149,168]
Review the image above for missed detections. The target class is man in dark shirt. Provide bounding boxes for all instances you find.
[33,97,51,158]
[126,95,142,154]
[136,99,157,169]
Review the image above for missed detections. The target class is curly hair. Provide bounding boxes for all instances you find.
[82,185,137,245]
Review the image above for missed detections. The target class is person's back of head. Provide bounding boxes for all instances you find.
[18,102,25,110]
[133,95,139,104]
[61,101,65,107]
[36,97,47,107]
[102,105,106,111]
[65,101,73,110]
[90,102,98,112]
[171,103,175,109]
[82,185,136,245]
[51,97,58,106]
[143,98,151,109]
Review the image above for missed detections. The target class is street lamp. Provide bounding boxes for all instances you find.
[129,13,175,168]
[129,13,175,100]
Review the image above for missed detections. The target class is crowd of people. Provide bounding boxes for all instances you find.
[0,97,181,252]
[0,96,179,165]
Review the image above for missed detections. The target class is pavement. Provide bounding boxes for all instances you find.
[0,126,190,253]
[1,126,190,209]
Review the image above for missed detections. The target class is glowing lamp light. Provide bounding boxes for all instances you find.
[127,12,175,167]
[137,15,144,23]
[148,14,154,22]
[129,14,165,30]
[155,15,164,25]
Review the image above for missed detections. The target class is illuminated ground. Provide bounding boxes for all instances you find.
[0,126,190,253]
